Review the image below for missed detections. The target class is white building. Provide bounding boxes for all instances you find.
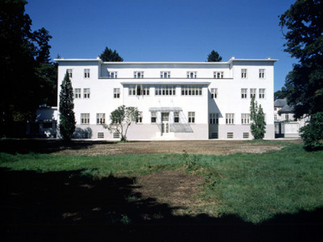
[274,99,307,138]
[56,57,277,140]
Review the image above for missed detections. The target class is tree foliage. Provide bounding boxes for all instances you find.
[0,0,57,137]
[250,96,266,139]
[279,0,323,118]
[300,112,323,151]
[207,50,222,62]
[274,86,288,100]
[99,46,124,62]
[106,105,138,142]
[59,72,75,141]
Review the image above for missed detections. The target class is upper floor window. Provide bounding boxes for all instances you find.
[181,85,202,96]
[259,88,265,99]
[134,71,144,78]
[84,69,90,78]
[250,88,256,98]
[241,88,247,99]
[155,85,176,96]
[211,88,217,98]
[241,69,247,78]
[96,113,105,124]
[108,71,117,79]
[114,88,120,98]
[187,71,197,79]
[226,113,234,124]
[259,69,265,78]
[174,112,179,123]
[75,88,81,99]
[188,112,195,123]
[81,113,90,124]
[129,85,149,96]
[214,71,224,79]
[241,113,250,124]
[67,69,72,78]
[161,71,170,79]
[83,88,90,98]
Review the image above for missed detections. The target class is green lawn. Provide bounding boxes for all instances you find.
[1,141,322,224]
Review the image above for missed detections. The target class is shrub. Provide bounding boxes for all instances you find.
[300,112,323,151]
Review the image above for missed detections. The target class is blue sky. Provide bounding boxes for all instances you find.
[26,0,297,91]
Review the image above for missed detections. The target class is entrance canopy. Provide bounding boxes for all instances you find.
[149,107,183,112]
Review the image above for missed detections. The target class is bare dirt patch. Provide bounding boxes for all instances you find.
[133,170,204,210]
[52,140,300,156]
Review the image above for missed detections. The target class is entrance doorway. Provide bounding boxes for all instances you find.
[161,112,169,135]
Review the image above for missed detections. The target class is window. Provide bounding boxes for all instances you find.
[187,71,197,79]
[81,113,90,124]
[243,132,249,139]
[67,69,72,78]
[181,85,202,96]
[114,88,120,98]
[188,112,195,123]
[211,88,217,98]
[83,88,90,98]
[241,88,247,99]
[155,85,176,96]
[97,132,104,138]
[96,113,105,124]
[134,71,144,78]
[259,69,265,78]
[285,114,289,121]
[250,88,256,98]
[108,71,117,79]
[259,88,265,99]
[241,113,250,124]
[160,71,170,78]
[137,111,143,123]
[84,69,90,78]
[226,113,234,124]
[113,132,120,138]
[151,112,157,123]
[211,132,218,139]
[274,114,277,121]
[174,112,179,123]
[227,132,234,139]
[241,69,247,78]
[214,71,224,79]
[129,85,150,96]
[209,113,218,124]
[75,88,81,99]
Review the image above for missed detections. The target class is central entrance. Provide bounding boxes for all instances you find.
[161,112,169,135]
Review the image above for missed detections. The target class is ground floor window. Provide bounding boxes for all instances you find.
[81,113,90,124]
[151,112,156,123]
[226,113,234,124]
[243,132,249,138]
[188,112,195,123]
[227,132,234,139]
[97,132,104,138]
[174,112,179,123]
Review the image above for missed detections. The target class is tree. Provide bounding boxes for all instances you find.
[106,105,138,142]
[250,96,266,139]
[0,0,55,137]
[59,72,75,141]
[279,0,323,119]
[207,50,222,62]
[99,46,123,62]
[274,86,288,100]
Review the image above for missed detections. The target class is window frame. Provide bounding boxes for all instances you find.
[84,69,90,78]
[83,88,90,99]
[241,113,250,125]
[113,88,120,98]
[74,88,81,99]
[81,113,90,125]
[188,112,195,123]
[226,113,234,124]
[96,113,105,124]
[241,88,247,99]
[211,88,217,99]
[241,69,247,79]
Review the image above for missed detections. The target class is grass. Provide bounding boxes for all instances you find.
[1,141,322,224]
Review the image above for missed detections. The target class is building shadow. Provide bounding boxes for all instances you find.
[0,168,322,242]
[0,139,117,154]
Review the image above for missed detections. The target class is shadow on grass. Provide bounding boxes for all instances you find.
[1,168,322,242]
[0,139,116,154]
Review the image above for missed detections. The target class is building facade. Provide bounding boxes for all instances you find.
[274,99,307,138]
[56,57,277,140]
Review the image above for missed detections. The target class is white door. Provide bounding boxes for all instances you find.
[161,112,169,135]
